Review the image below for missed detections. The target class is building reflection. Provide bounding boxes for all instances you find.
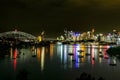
[94,46,98,62]
[86,44,91,63]
[103,45,109,58]
[91,44,95,65]
[57,44,63,63]
[45,47,48,54]
[60,45,63,63]
[31,46,37,56]
[37,48,41,63]
[74,44,80,68]
[99,57,102,63]
[81,44,85,63]
[5,43,111,71]
[98,45,102,63]
[13,48,18,71]
[10,47,13,60]
[63,45,67,69]
[67,45,74,68]
[56,43,113,69]
[50,44,54,60]
[41,47,45,71]
[6,43,116,73]
[36,47,45,71]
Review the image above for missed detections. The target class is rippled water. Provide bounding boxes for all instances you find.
[0,43,120,80]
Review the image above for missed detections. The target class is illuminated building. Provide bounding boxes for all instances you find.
[38,36,42,42]
[90,28,95,40]
[87,31,91,39]
[57,29,120,44]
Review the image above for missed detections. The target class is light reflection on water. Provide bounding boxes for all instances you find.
[0,43,120,80]
[56,43,113,68]
[41,47,45,71]
[50,44,53,60]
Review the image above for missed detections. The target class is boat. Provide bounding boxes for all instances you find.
[78,55,84,58]
[85,53,91,56]
[78,50,84,52]
[68,53,74,56]
[32,55,36,57]
[109,63,117,66]
[99,54,103,57]
[72,59,76,62]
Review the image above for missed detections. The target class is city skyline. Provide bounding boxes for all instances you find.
[1,0,120,37]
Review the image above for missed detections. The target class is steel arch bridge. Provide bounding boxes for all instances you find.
[0,31,37,42]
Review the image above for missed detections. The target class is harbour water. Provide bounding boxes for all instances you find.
[0,43,120,80]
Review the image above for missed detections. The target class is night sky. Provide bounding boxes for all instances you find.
[1,0,120,37]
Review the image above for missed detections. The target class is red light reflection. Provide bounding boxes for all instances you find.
[13,48,17,71]
[91,45,95,65]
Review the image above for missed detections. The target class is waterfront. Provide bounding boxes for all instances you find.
[0,43,120,80]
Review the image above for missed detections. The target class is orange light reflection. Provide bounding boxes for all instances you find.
[10,48,13,60]
[50,44,53,60]
[81,44,85,63]
[37,48,41,62]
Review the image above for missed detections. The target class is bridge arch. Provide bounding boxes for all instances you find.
[0,31,37,42]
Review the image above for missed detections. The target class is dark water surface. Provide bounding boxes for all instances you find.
[0,43,120,80]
